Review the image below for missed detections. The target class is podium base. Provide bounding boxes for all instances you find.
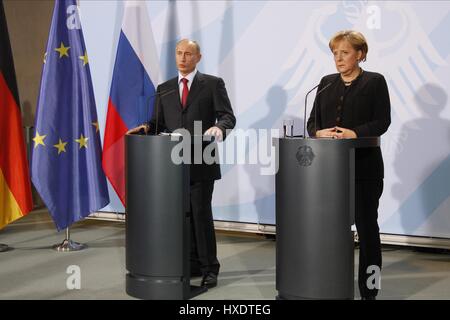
[277,292,354,300]
[126,273,208,300]
[190,285,208,299]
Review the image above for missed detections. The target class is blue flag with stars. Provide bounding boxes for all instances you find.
[31,0,109,231]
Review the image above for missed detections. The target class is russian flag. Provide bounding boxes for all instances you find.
[102,1,160,205]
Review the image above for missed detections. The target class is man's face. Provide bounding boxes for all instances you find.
[175,41,201,76]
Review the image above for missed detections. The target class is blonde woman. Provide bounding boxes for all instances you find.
[307,30,391,300]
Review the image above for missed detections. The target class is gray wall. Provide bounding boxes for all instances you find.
[4,0,54,207]
[4,0,53,126]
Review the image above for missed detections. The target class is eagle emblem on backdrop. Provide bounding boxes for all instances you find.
[281,0,447,156]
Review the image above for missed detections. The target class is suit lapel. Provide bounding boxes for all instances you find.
[165,77,182,110]
[185,72,204,109]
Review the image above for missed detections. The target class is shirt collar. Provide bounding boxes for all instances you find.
[178,69,198,84]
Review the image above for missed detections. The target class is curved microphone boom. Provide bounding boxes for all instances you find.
[134,88,177,135]
[303,84,319,138]
[153,88,177,135]
[303,82,333,139]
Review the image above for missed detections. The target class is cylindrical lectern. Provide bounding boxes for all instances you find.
[275,137,379,300]
[125,134,195,300]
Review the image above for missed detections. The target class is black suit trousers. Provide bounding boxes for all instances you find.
[189,180,220,275]
[355,179,383,298]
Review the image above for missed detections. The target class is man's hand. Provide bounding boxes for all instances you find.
[127,124,149,135]
[204,126,223,142]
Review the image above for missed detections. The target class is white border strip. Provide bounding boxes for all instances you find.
[88,212,450,249]
[88,211,125,222]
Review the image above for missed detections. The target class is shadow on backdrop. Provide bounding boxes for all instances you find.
[389,84,450,235]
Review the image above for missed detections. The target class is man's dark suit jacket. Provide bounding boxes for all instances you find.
[307,71,391,179]
[150,71,236,181]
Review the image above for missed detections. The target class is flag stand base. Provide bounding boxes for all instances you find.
[0,244,11,252]
[53,239,87,252]
[53,228,87,252]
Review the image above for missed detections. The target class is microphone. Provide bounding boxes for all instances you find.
[153,88,177,135]
[134,88,177,135]
[303,81,333,138]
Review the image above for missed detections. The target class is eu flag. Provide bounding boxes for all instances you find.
[31,0,109,231]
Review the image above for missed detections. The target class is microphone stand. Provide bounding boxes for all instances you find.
[146,88,177,135]
[303,84,319,139]
[303,82,333,139]
[154,92,161,135]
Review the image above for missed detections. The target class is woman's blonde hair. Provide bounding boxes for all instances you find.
[329,30,368,62]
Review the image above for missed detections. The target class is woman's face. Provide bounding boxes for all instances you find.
[332,40,362,76]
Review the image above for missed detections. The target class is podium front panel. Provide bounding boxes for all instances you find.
[126,135,189,277]
[276,138,356,299]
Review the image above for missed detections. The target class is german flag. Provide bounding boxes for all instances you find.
[0,1,33,229]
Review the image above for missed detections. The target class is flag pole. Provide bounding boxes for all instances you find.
[52,227,87,252]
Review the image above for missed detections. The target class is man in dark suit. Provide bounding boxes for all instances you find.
[129,39,236,289]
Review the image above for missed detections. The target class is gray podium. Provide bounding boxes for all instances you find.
[275,137,379,300]
[125,134,207,300]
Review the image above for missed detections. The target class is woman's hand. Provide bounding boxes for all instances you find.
[316,128,338,138]
[334,126,357,139]
[315,127,357,139]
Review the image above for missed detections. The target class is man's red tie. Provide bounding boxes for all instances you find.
[181,78,189,108]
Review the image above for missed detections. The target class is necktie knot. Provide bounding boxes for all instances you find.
[181,78,188,85]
